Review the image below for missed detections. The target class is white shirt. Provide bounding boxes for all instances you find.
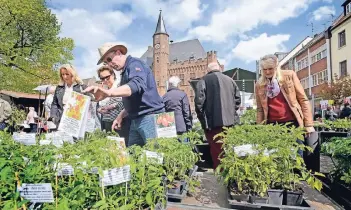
[62,84,74,105]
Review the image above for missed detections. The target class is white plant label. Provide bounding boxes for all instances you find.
[56,163,74,176]
[12,133,36,146]
[100,165,131,187]
[18,183,54,203]
[143,150,164,164]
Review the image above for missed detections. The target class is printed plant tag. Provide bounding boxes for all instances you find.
[12,133,36,146]
[100,165,131,187]
[143,150,164,164]
[18,183,54,203]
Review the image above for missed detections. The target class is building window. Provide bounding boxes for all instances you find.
[312,69,328,87]
[321,49,327,58]
[300,78,308,89]
[296,57,308,71]
[340,60,347,77]
[339,30,346,48]
[157,80,160,86]
[179,74,184,85]
[347,3,351,14]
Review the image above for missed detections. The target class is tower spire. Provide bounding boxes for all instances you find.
[154,9,168,36]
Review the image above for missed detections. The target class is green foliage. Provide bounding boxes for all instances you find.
[315,118,351,132]
[144,137,200,193]
[0,131,168,209]
[0,0,74,93]
[216,124,323,197]
[7,105,26,131]
[240,109,256,125]
[322,137,351,185]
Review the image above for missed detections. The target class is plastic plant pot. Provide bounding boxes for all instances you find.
[284,190,303,206]
[249,195,268,204]
[267,189,284,205]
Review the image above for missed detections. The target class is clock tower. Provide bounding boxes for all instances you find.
[153,10,169,96]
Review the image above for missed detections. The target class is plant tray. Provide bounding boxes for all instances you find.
[228,196,313,210]
[227,189,313,210]
[319,174,351,209]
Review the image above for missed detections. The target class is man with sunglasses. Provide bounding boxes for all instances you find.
[84,43,164,147]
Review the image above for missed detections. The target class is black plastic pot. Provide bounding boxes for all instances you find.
[187,165,198,177]
[229,193,249,202]
[249,195,268,204]
[267,189,284,205]
[167,180,186,195]
[284,190,303,206]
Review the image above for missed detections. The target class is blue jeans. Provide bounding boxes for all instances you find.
[127,114,156,147]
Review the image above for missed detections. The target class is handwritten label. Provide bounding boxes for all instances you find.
[18,183,54,203]
[56,163,74,176]
[12,133,36,145]
[100,165,131,187]
[143,150,164,164]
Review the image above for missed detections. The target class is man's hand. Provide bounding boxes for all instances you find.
[97,107,108,114]
[83,86,110,101]
[112,115,123,130]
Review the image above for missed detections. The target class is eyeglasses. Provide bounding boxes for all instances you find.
[100,74,111,81]
[105,51,116,63]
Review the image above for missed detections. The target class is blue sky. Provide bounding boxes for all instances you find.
[47,0,343,79]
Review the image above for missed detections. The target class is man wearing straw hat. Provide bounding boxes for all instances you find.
[84,43,164,147]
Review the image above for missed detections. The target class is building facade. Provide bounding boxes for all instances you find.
[330,0,351,78]
[281,32,332,98]
[140,11,223,110]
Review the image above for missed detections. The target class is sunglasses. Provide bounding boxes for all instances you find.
[105,51,116,63]
[100,74,112,81]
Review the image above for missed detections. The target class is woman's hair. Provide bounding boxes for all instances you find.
[97,65,116,79]
[257,54,282,86]
[59,64,83,85]
[168,76,181,88]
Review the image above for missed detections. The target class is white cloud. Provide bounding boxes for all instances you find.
[52,8,135,78]
[232,33,290,63]
[187,0,314,43]
[50,0,206,31]
[312,6,335,21]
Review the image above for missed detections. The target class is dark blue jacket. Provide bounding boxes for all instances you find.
[121,56,164,119]
[163,87,192,134]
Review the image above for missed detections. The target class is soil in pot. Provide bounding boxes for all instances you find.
[267,189,284,205]
[284,190,303,206]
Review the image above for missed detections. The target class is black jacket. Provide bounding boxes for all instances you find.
[163,87,192,134]
[50,83,87,126]
[194,70,241,130]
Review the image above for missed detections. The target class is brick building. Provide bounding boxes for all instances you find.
[281,31,332,100]
[140,11,223,110]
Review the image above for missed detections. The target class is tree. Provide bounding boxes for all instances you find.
[0,0,74,92]
[320,74,351,105]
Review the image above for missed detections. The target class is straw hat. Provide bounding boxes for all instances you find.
[97,42,128,65]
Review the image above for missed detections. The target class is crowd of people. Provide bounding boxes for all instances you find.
[2,42,351,170]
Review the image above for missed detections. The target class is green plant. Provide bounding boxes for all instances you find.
[145,138,200,193]
[216,124,324,198]
[8,105,26,131]
[240,109,256,125]
[0,131,167,209]
[322,137,351,185]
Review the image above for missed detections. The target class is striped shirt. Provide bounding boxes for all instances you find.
[101,97,124,122]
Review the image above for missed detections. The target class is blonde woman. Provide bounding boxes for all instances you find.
[50,64,86,126]
[255,54,315,156]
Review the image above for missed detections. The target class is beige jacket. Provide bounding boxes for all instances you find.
[255,70,313,128]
